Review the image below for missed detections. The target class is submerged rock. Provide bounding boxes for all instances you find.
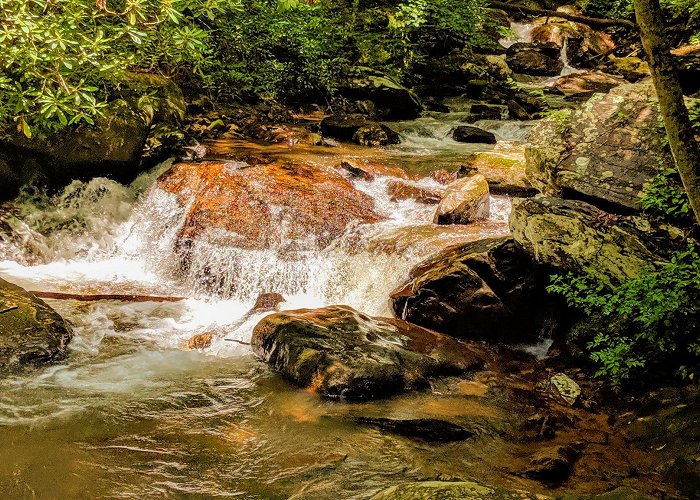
[0,278,73,374]
[371,480,543,499]
[355,417,473,443]
[157,160,381,256]
[251,305,487,400]
[524,444,581,484]
[387,181,442,205]
[526,82,672,211]
[434,174,490,224]
[390,237,552,343]
[452,125,497,144]
[510,196,678,285]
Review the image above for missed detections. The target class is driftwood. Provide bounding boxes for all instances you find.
[30,291,186,303]
[0,306,19,314]
[488,1,638,29]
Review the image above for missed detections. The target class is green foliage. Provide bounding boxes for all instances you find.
[640,168,693,223]
[0,0,233,138]
[548,246,700,389]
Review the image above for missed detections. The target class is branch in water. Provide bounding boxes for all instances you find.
[0,306,19,314]
[30,291,186,303]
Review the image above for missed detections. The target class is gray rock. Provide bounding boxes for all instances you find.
[549,373,581,406]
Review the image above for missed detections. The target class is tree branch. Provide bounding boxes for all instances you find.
[489,2,638,30]
[30,291,186,302]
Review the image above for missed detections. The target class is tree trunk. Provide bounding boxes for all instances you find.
[633,0,700,225]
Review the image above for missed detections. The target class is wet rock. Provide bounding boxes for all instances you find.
[434,174,490,224]
[252,292,286,312]
[452,126,496,144]
[430,169,455,185]
[337,160,410,181]
[371,480,543,499]
[525,83,672,211]
[552,72,626,98]
[321,115,372,142]
[606,57,650,83]
[506,42,564,76]
[467,104,503,122]
[0,278,73,374]
[251,305,487,400]
[0,74,185,197]
[548,372,581,406]
[338,67,423,120]
[157,160,381,254]
[388,181,442,205]
[459,147,535,196]
[187,332,213,350]
[531,21,614,68]
[390,237,552,343]
[524,444,581,483]
[510,196,679,285]
[355,417,473,443]
[352,123,401,146]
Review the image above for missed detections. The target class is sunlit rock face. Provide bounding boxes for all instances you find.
[156,159,382,256]
[531,20,615,68]
[251,305,488,400]
[526,82,672,211]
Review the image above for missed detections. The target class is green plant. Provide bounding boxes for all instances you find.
[548,245,700,389]
[0,0,233,138]
[640,167,692,223]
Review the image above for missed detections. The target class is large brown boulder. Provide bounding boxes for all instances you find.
[434,174,490,225]
[526,83,673,211]
[156,160,381,256]
[552,72,627,98]
[251,305,488,400]
[390,237,552,343]
[0,278,73,374]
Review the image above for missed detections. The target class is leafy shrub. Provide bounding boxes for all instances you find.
[548,246,700,389]
[0,0,233,138]
[640,167,693,223]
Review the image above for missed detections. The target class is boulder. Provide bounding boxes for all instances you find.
[0,278,73,374]
[672,44,700,95]
[387,181,442,204]
[506,42,564,76]
[320,115,373,142]
[606,57,650,83]
[547,372,581,406]
[352,124,401,146]
[434,174,490,224]
[0,74,185,200]
[251,305,487,400]
[525,83,672,211]
[390,237,552,343]
[156,160,381,256]
[510,196,680,285]
[338,67,423,119]
[452,126,497,144]
[336,160,410,181]
[459,146,535,195]
[552,72,626,98]
[467,104,504,122]
[531,20,615,68]
[371,481,543,500]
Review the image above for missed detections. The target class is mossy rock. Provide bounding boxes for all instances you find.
[371,481,545,499]
[0,278,72,374]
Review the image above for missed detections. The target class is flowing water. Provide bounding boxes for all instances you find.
[0,112,545,498]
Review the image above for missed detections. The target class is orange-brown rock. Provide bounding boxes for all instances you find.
[387,181,441,204]
[531,20,614,67]
[187,332,213,350]
[157,160,382,252]
[552,72,626,97]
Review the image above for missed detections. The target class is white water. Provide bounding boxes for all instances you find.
[0,159,510,361]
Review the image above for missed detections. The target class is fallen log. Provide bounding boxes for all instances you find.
[30,291,186,302]
[489,1,638,29]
